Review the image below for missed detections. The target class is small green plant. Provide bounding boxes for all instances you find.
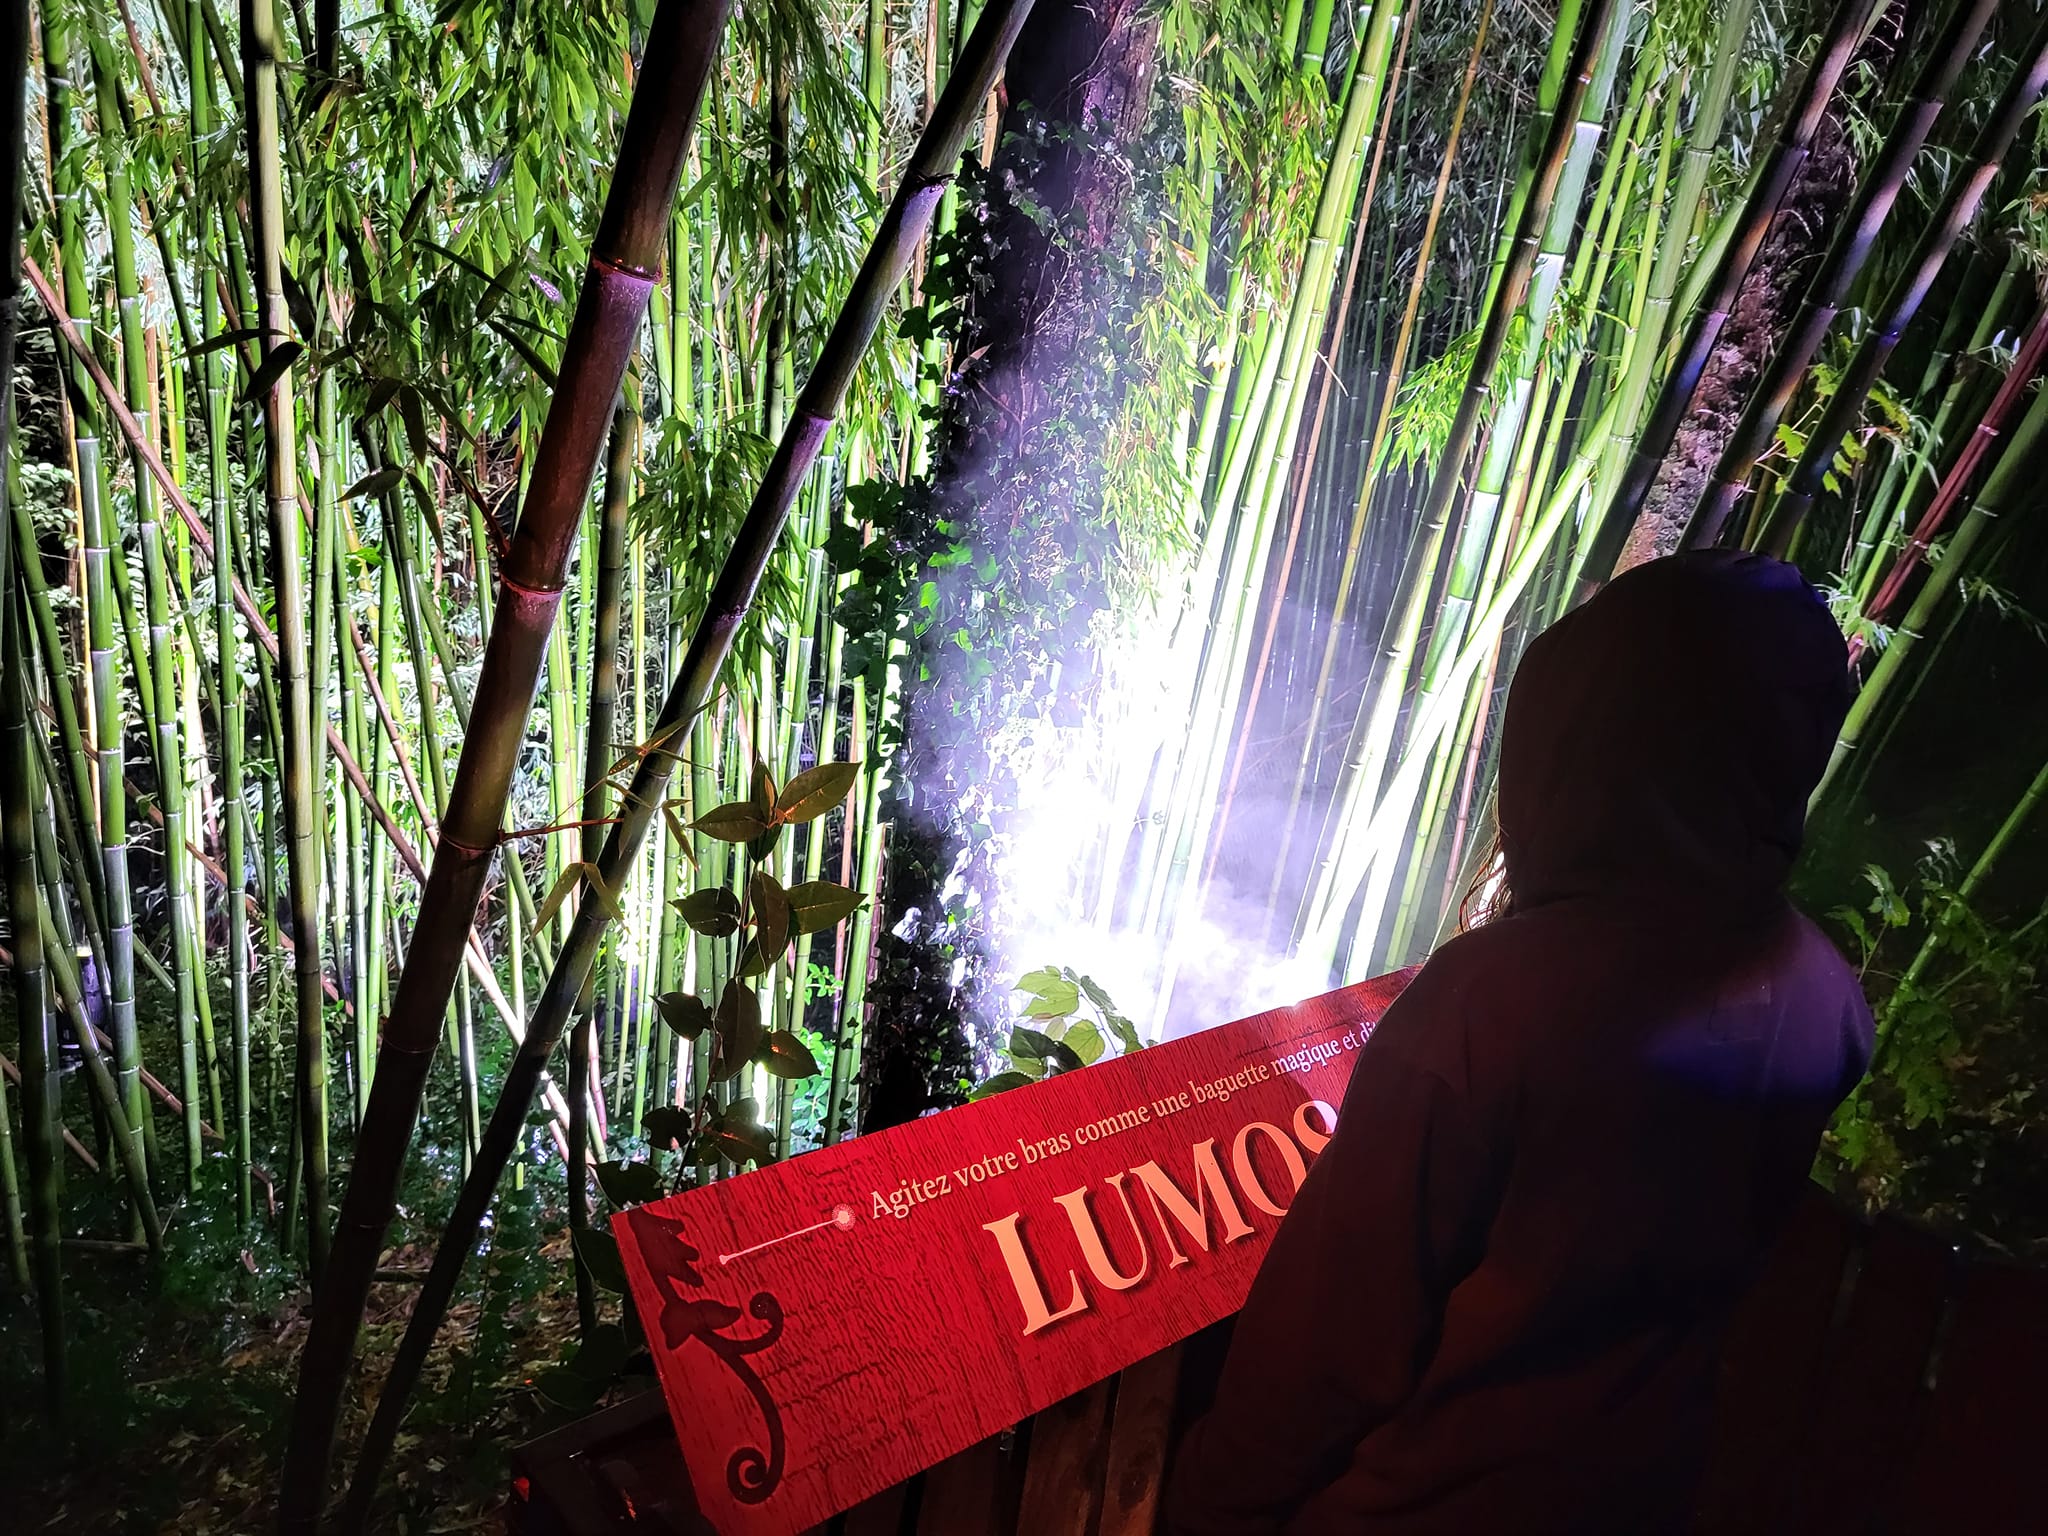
[972,967,1144,1099]
[1824,843,2047,1226]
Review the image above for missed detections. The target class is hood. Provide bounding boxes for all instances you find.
[1496,551,1851,918]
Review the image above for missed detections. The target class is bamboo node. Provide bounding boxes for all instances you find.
[589,253,660,285]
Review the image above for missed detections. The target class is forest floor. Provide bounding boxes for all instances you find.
[0,1180,609,1536]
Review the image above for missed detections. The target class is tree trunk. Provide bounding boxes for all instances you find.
[1621,3,1904,567]
[863,0,1161,1129]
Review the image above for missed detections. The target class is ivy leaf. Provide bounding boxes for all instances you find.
[714,1117,773,1167]
[572,1227,628,1293]
[1007,1027,1060,1062]
[750,871,790,964]
[1023,979,1081,1018]
[534,1365,601,1411]
[694,799,771,843]
[642,1106,693,1150]
[711,984,762,1082]
[1104,1012,1145,1057]
[655,991,712,1039]
[787,880,866,935]
[759,1029,820,1080]
[749,762,778,823]
[1064,1022,1104,1066]
[1017,969,1082,1018]
[775,762,861,825]
[971,1070,1037,1100]
[595,1160,664,1209]
[671,887,742,937]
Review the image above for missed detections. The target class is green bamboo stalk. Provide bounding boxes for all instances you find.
[1258,0,1492,913]
[1816,377,2048,804]
[43,2,144,1201]
[89,20,209,1182]
[338,7,1036,1516]
[1685,0,2000,550]
[1301,0,1620,951]
[243,0,329,1277]
[1,0,60,1405]
[1875,742,2048,1060]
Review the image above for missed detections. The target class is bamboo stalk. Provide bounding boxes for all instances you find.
[1684,0,2000,550]
[1301,0,1620,955]
[1,0,61,1408]
[336,5,1036,1519]
[1816,376,2048,803]
[242,0,331,1282]
[278,6,731,1525]
[1574,0,1883,589]
[1758,9,2048,556]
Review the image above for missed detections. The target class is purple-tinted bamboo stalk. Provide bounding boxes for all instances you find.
[1572,0,1885,591]
[1683,0,1999,550]
[335,4,1038,1523]
[276,4,729,1529]
[1758,8,2048,556]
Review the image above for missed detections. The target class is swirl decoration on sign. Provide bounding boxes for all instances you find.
[630,1212,789,1504]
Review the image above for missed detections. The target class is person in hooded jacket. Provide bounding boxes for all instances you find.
[1166,551,1874,1535]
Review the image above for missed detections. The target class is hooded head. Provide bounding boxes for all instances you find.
[1496,551,1851,919]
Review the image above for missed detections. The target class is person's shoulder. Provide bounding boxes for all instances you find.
[1778,908,1870,1005]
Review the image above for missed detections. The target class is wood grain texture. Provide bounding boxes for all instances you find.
[837,1480,908,1536]
[914,1438,1004,1536]
[1097,1344,1185,1536]
[614,973,1415,1536]
[1013,1378,1114,1535]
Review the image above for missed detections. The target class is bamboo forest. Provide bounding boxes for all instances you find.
[3,0,2047,1527]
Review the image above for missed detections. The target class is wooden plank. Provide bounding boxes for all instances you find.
[1014,1377,1116,1535]
[1782,1215,1951,1529]
[1098,1345,1185,1536]
[839,1480,909,1536]
[1887,1257,2048,1533]
[615,975,1413,1536]
[914,1437,1005,1536]
[1691,1186,1857,1532]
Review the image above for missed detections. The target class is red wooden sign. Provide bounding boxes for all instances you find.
[616,971,1415,1535]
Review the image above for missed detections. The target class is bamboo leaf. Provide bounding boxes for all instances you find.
[786,880,865,935]
[750,871,789,963]
[237,339,304,406]
[655,991,711,1039]
[711,984,762,1082]
[759,1029,820,1080]
[583,864,625,923]
[398,184,434,239]
[181,327,266,359]
[775,761,861,824]
[528,863,583,937]
[340,467,406,503]
[693,799,770,842]
[671,888,742,937]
